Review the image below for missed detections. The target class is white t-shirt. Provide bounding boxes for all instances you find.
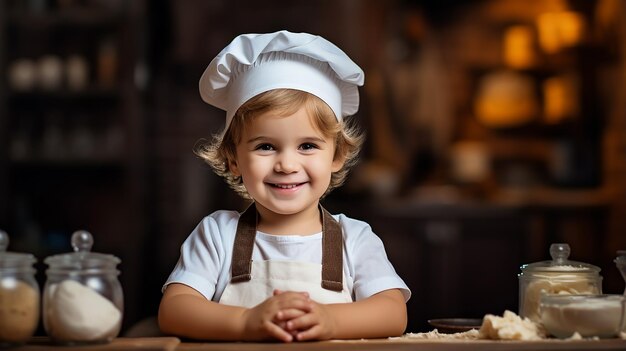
[164,210,411,302]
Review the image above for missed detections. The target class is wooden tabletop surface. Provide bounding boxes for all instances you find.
[177,338,626,351]
[15,337,626,351]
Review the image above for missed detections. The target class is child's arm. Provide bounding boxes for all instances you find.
[276,288,407,341]
[158,283,311,342]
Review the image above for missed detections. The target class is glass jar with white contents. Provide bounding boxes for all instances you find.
[43,230,123,345]
[518,243,602,323]
[0,230,40,347]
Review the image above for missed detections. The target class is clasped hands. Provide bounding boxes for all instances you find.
[242,289,336,342]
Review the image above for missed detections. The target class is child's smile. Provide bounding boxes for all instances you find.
[266,181,307,199]
[268,182,306,191]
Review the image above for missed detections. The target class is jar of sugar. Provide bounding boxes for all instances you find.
[518,243,602,323]
[0,230,40,347]
[43,230,123,345]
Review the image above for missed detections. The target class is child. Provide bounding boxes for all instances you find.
[159,30,410,342]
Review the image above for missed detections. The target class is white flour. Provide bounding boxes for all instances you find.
[521,271,599,322]
[45,280,121,342]
[394,329,480,340]
[480,310,546,340]
[394,311,545,341]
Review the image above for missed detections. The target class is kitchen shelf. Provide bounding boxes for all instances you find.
[6,8,124,28]
[489,186,615,209]
[9,158,127,170]
[7,88,121,101]
[0,0,147,332]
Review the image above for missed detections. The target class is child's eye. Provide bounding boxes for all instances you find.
[255,143,275,151]
[299,143,318,151]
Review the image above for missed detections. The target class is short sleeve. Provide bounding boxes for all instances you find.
[163,211,237,301]
[341,216,411,302]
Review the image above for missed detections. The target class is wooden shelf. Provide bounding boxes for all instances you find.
[484,138,554,161]
[9,157,126,169]
[0,1,147,333]
[7,87,121,102]
[6,8,124,28]
[489,186,615,209]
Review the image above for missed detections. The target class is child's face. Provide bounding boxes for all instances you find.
[229,106,343,216]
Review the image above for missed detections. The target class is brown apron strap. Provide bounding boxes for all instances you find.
[320,206,344,291]
[229,204,344,292]
[230,204,257,283]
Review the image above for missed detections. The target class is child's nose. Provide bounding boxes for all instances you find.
[274,152,299,173]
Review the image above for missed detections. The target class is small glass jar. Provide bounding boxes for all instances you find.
[518,243,602,323]
[0,230,40,346]
[43,230,123,345]
[539,294,625,338]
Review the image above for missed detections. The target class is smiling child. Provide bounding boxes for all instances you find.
[158,30,410,342]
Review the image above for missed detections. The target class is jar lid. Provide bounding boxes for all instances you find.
[520,243,600,274]
[44,230,120,270]
[0,229,37,267]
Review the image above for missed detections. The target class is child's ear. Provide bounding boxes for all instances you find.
[228,159,241,177]
[331,155,346,173]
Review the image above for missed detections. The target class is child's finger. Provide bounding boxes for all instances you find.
[285,313,316,332]
[275,308,307,321]
[277,296,313,312]
[274,320,299,339]
[263,320,293,343]
[296,325,323,341]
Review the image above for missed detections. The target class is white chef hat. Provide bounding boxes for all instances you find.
[199,30,365,130]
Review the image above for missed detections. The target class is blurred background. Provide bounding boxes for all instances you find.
[1,0,625,334]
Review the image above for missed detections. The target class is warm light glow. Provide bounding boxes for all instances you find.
[450,142,490,183]
[474,71,539,128]
[504,25,536,69]
[543,74,579,123]
[537,11,585,54]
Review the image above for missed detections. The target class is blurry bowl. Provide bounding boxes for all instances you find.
[428,318,483,334]
[539,294,625,339]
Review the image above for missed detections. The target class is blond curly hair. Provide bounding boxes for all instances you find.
[195,89,364,199]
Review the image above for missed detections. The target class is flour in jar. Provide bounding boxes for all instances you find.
[540,295,625,338]
[45,280,121,342]
[521,267,599,322]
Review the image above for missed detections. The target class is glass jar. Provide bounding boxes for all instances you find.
[43,230,123,345]
[518,243,602,323]
[616,250,626,295]
[539,294,625,338]
[0,230,40,346]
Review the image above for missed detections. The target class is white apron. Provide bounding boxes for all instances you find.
[219,204,352,308]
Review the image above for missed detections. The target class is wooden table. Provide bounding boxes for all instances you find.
[17,337,626,351]
[19,337,180,351]
[178,338,626,351]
